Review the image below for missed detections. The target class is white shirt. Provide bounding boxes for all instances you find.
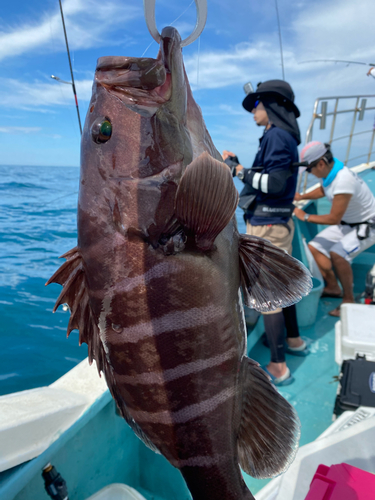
[323,166,375,223]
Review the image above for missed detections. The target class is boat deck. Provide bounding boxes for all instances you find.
[244,296,342,494]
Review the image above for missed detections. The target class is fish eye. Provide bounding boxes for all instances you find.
[111,323,122,333]
[91,117,112,144]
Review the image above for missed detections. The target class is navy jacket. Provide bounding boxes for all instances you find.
[240,125,299,225]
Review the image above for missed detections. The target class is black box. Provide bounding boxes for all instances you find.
[334,356,375,418]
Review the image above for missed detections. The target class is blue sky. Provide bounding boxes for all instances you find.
[1,0,375,168]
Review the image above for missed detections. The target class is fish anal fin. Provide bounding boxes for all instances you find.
[237,357,300,478]
[239,234,312,312]
[175,152,238,251]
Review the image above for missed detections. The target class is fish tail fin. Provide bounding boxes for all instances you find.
[175,151,238,251]
[237,357,300,478]
[239,234,312,312]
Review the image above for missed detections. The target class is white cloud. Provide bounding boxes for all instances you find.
[0,77,93,109]
[0,126,41,134]
[291,0,375,62]
[0,0,141,61]
[185,41,289,90]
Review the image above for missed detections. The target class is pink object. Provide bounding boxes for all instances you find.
[304,463,375,500]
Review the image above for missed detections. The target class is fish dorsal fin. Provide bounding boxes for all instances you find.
[46,248,105,370]
[237,357,300,478]
[175,151,238,251]
[238,234,312,312]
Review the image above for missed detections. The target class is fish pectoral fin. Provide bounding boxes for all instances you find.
[175,151,239,251]
[45,247,106,373]
[237,357,300,479]
[238,234,312,312]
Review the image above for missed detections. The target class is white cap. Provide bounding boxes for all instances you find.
[300,141,328,165]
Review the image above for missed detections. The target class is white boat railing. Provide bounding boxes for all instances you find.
[305,94,375,165]
[298,94,375,194]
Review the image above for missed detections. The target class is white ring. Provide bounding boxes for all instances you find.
[143,0,207,47]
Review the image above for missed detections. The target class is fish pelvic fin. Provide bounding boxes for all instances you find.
[237,357,300,478]
[175,152,239,251]
[238,234,312,312]
[113,399,161,455]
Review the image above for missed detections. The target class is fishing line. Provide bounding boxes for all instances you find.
[40,191,78,207]
[142,0,195,56]
[196,35,200,88]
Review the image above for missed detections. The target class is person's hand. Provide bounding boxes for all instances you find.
[293,207,306,221]
[294,192,303,202]
[236,165,244,175]
[222,150,236,161]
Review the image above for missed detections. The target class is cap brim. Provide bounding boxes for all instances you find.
[242,93,259,113]
[242,91,300,118]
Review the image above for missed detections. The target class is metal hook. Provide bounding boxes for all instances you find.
[143,0,207,47]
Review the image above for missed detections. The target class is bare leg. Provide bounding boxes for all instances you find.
[330,252,355,303]
[308,244,342,295]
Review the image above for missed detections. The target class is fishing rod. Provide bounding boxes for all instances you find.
[58,0,82,135]
[274,0,285,80]
[299,59,375,67]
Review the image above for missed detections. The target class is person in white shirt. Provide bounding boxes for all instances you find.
[294,141,375,317]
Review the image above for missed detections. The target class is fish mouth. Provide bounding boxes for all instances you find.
[95,27,182,108]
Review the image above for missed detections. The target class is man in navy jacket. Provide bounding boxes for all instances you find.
[223,80,309,386]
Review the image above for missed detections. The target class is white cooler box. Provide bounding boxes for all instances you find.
[85,484,147,500]
[255,406,375,500]
[335,303,375,365]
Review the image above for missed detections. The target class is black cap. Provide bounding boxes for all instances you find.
[242,79,300,117]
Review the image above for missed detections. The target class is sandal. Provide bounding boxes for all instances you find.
[285,340,310,357]
[261,366,294,386]
[328,306,341,317]
[321,290,343,299]
[262,334,310,357]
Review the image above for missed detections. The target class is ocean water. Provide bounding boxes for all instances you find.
[0,165,248,397]
[0,165,86,396]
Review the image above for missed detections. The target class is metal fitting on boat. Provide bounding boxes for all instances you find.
[42,463,69,500]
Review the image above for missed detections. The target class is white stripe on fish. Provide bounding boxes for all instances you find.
[128,386,235,425]
[116,261,186,293]
[117,347,238,385]
[104,304,224,344]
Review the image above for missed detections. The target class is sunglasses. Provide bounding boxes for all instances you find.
[306,156,327,173]
[253,99,260,110]
[306,160,320,174]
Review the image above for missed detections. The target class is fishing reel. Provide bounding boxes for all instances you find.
[224,155,240,177]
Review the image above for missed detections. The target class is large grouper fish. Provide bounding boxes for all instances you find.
[47,26,312,500]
